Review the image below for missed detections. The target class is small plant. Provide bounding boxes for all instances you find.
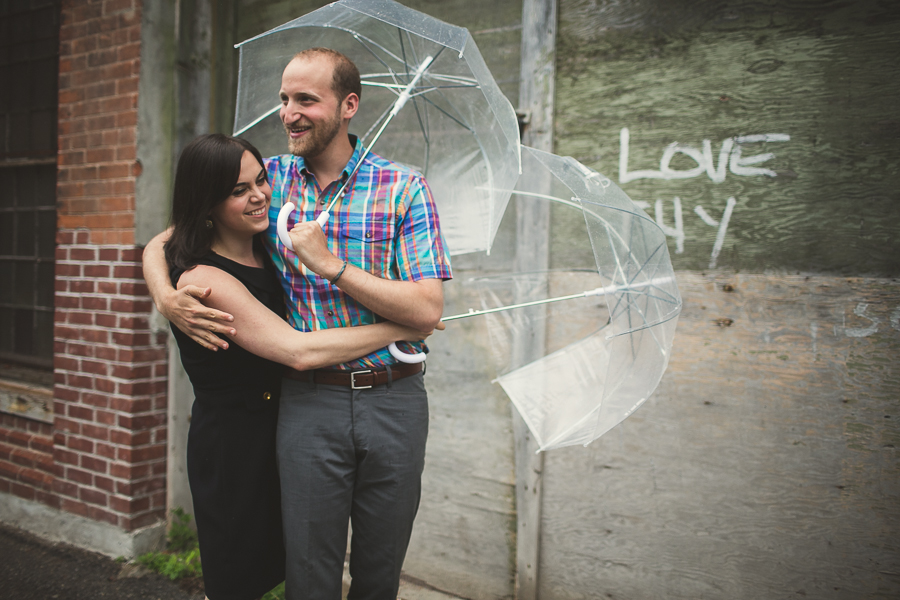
[136,508,203,581]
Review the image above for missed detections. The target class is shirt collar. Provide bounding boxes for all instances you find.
[295,134,366,185]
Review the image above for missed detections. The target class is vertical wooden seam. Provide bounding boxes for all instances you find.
[514,0,557,598]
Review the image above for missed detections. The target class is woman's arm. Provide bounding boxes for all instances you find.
[143,228,235,351]
[177,265,436,371]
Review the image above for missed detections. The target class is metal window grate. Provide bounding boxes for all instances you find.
[0,0,60,370]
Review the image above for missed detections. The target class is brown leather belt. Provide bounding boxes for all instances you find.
[284,361,423,389]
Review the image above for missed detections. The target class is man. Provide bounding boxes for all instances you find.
[142,48,452,599]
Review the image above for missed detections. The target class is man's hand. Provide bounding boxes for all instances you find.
[288,221,344,280]
[162,285,236,351]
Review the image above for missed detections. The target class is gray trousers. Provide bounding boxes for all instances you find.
[276,370,429,600]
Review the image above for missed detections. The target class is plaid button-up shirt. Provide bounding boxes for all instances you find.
[263,137,453,370]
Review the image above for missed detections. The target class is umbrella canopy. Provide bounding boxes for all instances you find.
[446,146,682,450]
[233,0,521,256]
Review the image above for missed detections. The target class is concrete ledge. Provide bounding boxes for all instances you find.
[0,492,166,558]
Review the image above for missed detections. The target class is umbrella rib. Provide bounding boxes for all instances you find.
[415,94,475,132]
[234,104,280,136]
[360,103,395,147]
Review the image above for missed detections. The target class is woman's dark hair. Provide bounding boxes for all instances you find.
[165,134,266,270]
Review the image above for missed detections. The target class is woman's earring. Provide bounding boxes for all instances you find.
[205,218,213,229]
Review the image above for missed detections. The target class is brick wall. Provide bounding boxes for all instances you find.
[0,0,172,533]
[0,415,55,507]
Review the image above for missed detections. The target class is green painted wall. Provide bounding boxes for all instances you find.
[555,0,900,276]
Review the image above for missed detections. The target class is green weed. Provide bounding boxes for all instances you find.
[136,508,203,580]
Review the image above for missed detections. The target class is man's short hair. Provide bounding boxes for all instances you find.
[292,47,362,102]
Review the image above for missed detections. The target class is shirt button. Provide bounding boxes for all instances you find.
[365,231,372,239]
[327,310,334,317]
[263,392,272,401]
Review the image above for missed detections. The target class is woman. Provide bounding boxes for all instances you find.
[165,134,435,600]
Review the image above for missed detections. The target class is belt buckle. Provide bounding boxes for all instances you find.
[350,369,373,390]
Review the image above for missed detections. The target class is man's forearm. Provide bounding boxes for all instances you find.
[332,262,444,330]
[142,229,175,316]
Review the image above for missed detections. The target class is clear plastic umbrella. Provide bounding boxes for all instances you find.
[233,0,521,256]
[442,146,682,450]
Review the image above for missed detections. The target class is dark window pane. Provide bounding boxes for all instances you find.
[35,164,56,206]
[0,67,8,111]
[0,214,13,254]
[0,169,12,207]
[0,261,11,302]
[38,210,55,257]
[8,63,29,111]
[31,110,53,152]
[15,210,34,256]
[0,307,12,353]
[13,308,34,355]
[37,259,52,307]
[34,309,52,360]
[31,59,56,107]
[14,260,34,304]
[8,13,29,46]
[8,111,28,152]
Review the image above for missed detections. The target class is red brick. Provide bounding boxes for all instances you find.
[19,468,53,490]
[36,490,61,510]
[84,265,111,278]
[7,430,32,448]
[95,346,117,361]
[81,329,108,344]
[61,498,89,517]
[67,312,93,326]
[82,424,110,442]
[70,280,96,294]
[67,436,93,453]
[82,393,110,408]
[95,378,116,393]
[95,442,117,460]
[80,487,108,507]
[95,410,116,426]
[81,360,108,376]
[10,483,36,501]
[81,455,108,474]
[67,404,93,421]
[122,510,163,532]
[30,436,53,454]
[54,447,80,466]
[0,459,21,480]
[66,467,93,486]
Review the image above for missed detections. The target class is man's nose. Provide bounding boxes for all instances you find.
[283,99,301,121]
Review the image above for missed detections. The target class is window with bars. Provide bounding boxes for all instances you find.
[0,0,60,377]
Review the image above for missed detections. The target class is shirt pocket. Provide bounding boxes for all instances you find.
[339,211,396,276]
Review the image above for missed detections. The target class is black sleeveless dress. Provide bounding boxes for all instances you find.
[170,253,286,600]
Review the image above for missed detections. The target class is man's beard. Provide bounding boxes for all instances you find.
[285,106,343,159]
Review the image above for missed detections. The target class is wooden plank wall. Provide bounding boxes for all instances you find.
[543,0,900,598]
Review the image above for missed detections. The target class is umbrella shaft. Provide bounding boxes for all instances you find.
[442,290,599,321]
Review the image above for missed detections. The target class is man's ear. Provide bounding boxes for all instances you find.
[342,93,359,121]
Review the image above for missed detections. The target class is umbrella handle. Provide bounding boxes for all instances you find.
[276,202,296,251]
[388,342,427,364]
[277,203,331,253]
